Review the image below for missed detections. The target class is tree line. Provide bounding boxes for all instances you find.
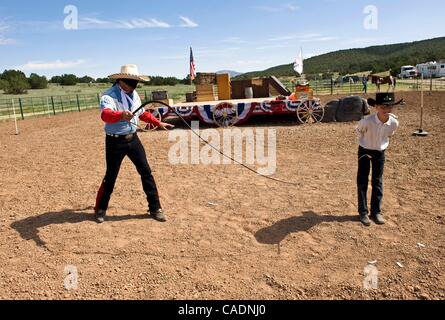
[0,70,193,95]
[236,37,445,80]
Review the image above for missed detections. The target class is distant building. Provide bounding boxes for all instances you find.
[416,61,445,78]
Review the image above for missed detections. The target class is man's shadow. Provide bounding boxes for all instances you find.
[255,211,358,245]
[10,207,147,248]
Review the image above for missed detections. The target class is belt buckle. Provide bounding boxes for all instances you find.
[124,134,133,140]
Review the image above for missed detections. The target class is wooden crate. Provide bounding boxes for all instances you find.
[216,73,231,100]
[196,84,216,102]
[196,73,217,85]
[152,90,168,100]
[186,92,197,102]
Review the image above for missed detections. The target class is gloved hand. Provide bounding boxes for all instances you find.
[121,111,134,121]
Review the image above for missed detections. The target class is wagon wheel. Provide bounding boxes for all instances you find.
[138,101,164,131]
[296,99,324,124]
[213,102,239,127]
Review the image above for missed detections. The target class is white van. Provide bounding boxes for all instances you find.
[399,65,418,78]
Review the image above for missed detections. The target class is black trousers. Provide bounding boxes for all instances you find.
[357,146,385,216]
[95,134,161,213]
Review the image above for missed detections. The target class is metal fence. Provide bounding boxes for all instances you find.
[1,79,444,122]
[282,77,445,96]
[0,93,101,121]
[0,91,156,122]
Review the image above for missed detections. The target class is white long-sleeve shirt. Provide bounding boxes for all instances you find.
[355,113,399,151]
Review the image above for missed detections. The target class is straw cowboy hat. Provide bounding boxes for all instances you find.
[108,64,150,82]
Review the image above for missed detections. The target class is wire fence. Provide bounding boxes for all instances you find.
[0,91,155,122]
[282,77,445,95]
[1,79,444,122]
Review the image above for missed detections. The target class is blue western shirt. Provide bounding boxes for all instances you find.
[100,84,144,135]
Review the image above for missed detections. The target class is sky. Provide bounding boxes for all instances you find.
[0,0,444,79]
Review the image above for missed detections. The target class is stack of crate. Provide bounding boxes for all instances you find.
[195,72,217,102]
[216,73,231,100]
[152,90,174,105]
[196,84,216,102]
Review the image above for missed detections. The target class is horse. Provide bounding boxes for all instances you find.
[369,74,395,92]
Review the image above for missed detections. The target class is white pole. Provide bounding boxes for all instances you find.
[11,99,19,135]
[47,97,51,117]
[420,74,424,130]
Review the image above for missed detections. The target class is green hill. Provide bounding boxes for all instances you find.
[235,37,445,79]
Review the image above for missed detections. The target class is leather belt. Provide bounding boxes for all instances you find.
[106,132,137,141]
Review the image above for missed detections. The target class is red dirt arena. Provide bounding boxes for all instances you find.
[0,92,443,300]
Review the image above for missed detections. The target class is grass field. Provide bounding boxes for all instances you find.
[0,83,193,101]
[1,78,444,121]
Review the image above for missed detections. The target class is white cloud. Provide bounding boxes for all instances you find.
[255,2,299,12]
[268,33,321,41]
[16,59,86,71]
[256,44,296,50]
[344,37,382,45]
[301,36,337,42]
[219,37,246,44]
[179,16,198,28]
[0,21,17,45]
[79,17,171,29]
[0,37,17,45]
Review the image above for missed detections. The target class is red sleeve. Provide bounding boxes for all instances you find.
[101,108,123,123]
[140,111,161,127]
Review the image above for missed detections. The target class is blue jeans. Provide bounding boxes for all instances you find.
[357,146,385,216]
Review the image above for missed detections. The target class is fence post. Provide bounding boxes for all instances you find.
[18,98,24,120]
[430,76,433,95]
[30,97,35,115]
[11,99,19,135]
[97,93,100,104]
[76,94,81,112]
[51,96,56,115]
[145,90,148,102]
[60,96,64,112]
[330,78,334,95]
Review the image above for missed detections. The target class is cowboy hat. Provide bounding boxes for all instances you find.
[108,64,150,82]
[367,92,404,107]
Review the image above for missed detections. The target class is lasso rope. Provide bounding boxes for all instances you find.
[133,101,301,186]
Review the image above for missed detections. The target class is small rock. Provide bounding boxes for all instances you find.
[419,293,430,300]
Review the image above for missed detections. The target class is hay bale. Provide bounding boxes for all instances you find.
[335,96,367,122]
[322,100,339,123]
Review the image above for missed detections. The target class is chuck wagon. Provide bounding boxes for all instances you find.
[139,76,325,130]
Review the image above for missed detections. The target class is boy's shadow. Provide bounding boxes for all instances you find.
[10,207,147,248]
[255,211,358,245]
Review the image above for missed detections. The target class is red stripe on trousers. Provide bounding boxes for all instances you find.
[94,181,105,213]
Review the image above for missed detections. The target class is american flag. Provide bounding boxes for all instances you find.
[190,47,196,81]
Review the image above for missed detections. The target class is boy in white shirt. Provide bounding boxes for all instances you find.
[356,93,401,226]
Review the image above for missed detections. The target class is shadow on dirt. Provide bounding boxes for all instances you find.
[255,211,358,245]
[10,207,147,248]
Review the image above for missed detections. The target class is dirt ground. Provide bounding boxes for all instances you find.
[0,91,443,300]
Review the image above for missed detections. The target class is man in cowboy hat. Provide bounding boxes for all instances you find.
[355,92,401,226]
[94,64,174,223]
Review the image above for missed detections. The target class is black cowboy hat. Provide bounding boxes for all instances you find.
[368,92,404,107]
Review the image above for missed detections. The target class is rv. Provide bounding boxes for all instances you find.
[416,61,445,78]
[399,65,418,78]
